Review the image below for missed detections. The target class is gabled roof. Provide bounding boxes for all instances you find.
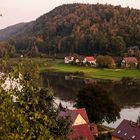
[123,57,138,64]
[112,119,140,140]
[68,124,95,140]
[59,108,89,124]
[59,110,79,123]
[85,56,95,61]
[59,108,94,140]
[73,108,89,124]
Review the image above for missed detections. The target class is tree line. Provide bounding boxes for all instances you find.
[0,4,139,57]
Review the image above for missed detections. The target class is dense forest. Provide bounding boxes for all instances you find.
[0,4,140,56]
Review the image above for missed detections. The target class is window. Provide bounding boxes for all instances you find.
[132,136,136,139]
[117,130,121,133]
[124,133,127,135]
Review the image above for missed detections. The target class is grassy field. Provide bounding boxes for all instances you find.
[10,58,140,80]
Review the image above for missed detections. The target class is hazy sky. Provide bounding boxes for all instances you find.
[0,0,140,29]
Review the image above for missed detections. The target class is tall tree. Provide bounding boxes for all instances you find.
[75,84,120,123]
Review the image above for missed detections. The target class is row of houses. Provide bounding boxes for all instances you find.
[64,56,139,68]
[59,108,140,140]
[65,56,96,65]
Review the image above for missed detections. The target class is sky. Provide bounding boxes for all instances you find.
[0,0,140,29]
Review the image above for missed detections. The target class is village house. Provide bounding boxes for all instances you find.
[64,56,74,63]
[75,56,84,65]
[83,56,96,65]
[121,57,138,68]
[112,119,140,140]
[59,108,98,140]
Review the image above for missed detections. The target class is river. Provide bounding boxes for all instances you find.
[41,72,140,128]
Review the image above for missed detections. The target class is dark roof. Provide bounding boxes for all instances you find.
[59,110,79,123]
[68,124,95,140]
[75,56,84,61]
[112,119,140,140]
[59,108,89,124]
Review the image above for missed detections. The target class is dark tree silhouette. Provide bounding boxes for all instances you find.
[75,84,120,123]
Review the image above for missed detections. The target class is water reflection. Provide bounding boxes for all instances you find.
[41,72,140,128]
[103,107,140,128]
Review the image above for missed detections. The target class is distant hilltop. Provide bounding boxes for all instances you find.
[0,3,140,56]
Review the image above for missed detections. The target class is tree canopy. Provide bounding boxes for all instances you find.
[0,4,140,56]
[75,84,120,123]
[0,59,71,140]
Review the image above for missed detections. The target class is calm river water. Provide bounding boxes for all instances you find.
[41,72,140,128]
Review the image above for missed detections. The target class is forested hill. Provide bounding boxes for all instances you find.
[0,4,140,56]
[0,22,33,41]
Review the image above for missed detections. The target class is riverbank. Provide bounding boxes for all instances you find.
[10,58,140,80]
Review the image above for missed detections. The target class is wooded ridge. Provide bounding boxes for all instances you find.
[0,4,140,56]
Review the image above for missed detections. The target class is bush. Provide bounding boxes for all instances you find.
[96,55,116,68]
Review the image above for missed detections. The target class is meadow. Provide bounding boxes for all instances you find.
[10,58,140,80]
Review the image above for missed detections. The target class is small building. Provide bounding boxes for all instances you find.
[59,108,96,140]
[75,56,84,65]
[112,119,140,140]
[121,57,138,68]
[64,56,74,64]
[83,56,96,65]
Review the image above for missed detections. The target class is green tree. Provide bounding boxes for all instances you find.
[96,55,116,68]
[110,36,126,56]
[0,59,71,140]
[75,84,120,123]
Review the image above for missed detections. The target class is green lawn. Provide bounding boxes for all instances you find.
[10,58,140,80]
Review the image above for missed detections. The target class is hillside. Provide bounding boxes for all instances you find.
[0,4,140,56]
[0,22,33,41]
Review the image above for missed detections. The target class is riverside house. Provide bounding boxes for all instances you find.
[112,119,140,140]
[121,57,138,68]
[64,56,74,63]
[83,56,96,65]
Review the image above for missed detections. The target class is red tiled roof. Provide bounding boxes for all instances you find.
[112,119,140,140]
[68,124,95,140]
[59,108,95,140]
[85,56,95,62]
[123,57,138,64]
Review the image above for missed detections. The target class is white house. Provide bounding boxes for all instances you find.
[64,56,74,63]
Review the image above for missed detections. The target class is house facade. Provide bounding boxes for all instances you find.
[83,56,96,65]
[112,119,140,140]
[64,56,74,63]
[121,57,138,68]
